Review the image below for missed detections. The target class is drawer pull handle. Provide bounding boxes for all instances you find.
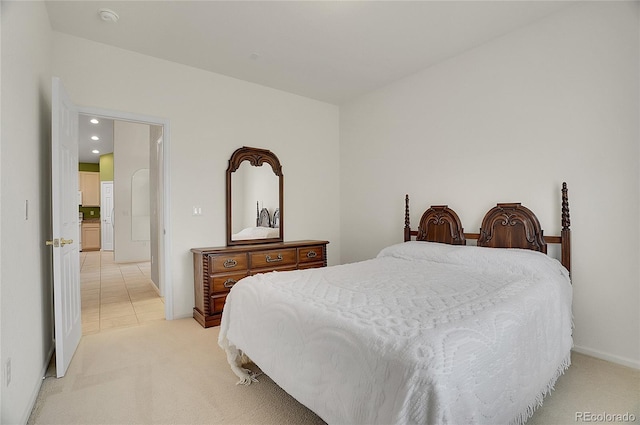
[265,254,283,263]
[223,278,237,288]
[306,251,317,258]
[223,259,238,268]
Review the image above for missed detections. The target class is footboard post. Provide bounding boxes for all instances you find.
[404,194,411,242]
[561,182,571,275]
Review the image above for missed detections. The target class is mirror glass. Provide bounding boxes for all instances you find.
[227,147,283,246]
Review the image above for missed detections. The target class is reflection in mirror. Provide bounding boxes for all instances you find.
[131,168,150,241]
[226,146,283,246]
[231,162,279,240]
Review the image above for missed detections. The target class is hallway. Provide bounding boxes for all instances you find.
[80,251,165,334]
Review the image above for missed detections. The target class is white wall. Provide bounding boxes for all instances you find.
[52,32,341,320]
[113,120,152,263]
[340,2,639,368]
[0,1,54,423]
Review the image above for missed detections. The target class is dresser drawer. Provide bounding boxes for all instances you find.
[298,262,325,270]
[210,293,227,314]
[211,272,248,293]
[209,253,248,273]
[249,265,297,275]
[192,240,328,328]
[298,245,325,264]
[250,248,297,269]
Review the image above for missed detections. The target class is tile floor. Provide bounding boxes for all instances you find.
[80,250,165,334]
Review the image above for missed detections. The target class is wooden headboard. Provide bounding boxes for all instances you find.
[257,206,271,227]
[404,183,571,273]
[478,203,546,252]
[410,205,466,245]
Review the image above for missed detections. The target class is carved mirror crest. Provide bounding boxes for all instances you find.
[226,146,283,246]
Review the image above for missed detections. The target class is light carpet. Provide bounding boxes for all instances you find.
[28,318,639,425]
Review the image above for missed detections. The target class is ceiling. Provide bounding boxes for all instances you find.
[45,1,573,106]
[78,114,114,163]
[54,1,574,162]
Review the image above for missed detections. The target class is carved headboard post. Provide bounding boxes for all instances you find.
[404,194,411,242]
[561,182,571,273]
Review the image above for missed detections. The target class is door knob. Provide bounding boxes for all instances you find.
[60,238,74,246]
[45,239,60,247]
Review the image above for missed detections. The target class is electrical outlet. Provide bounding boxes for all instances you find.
[5,358,11,387]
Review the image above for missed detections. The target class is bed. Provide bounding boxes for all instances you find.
[231,206,280,240]
[219,183,573,425]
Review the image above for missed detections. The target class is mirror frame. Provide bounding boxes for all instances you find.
[226,146,283,246]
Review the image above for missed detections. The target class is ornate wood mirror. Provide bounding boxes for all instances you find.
[226,146,283,246]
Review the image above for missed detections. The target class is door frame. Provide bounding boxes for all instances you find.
[100,180,114,251]
[79,105,173,320]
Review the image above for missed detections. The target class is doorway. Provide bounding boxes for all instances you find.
[52,78,172,376]
[77,106,172,323]
[79,250,165,333]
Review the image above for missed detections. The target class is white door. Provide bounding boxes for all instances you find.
[101,181,114,251]
[50,77,82,378]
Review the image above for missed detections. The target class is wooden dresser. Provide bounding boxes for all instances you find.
[191,240,329,328]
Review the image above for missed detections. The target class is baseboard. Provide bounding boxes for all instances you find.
[572,345,640,370]
[171,312,193,320]
[20,342,55,424]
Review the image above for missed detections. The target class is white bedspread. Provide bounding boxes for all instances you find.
[231,226,279,240]
[219,242,573,425]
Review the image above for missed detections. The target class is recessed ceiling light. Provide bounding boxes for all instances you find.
[98,8,119,23]
[92,150,100,154]
[91,136,100,141]
[90,118,99,124]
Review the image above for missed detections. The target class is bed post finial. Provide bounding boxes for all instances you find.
[561,182,570,231]
[561,182,571,275]
[404,194,411,242]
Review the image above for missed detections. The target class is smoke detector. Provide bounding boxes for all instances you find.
[98,8,119,23]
